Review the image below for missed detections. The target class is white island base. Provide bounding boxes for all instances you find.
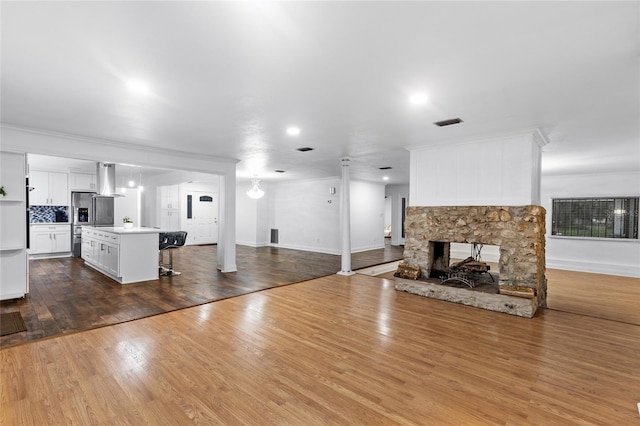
[82,226,161,284]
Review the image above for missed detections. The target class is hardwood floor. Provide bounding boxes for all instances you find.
[379,265,640,326]
[546,268,640,325]
[0,243,404,347]
[1,273,638,424]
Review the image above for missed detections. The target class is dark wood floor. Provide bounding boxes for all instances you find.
[0,243,404,348]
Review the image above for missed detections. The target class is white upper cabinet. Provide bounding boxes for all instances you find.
[159,185,180,210]
[29,170,68,206]
[70,172,97,191]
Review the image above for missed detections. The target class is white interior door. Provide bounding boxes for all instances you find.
[184,191,218,245]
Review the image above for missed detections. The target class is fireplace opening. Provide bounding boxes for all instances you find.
[429,242,500,290]
[428,241,450,278]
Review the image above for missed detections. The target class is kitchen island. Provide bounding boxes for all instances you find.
[82,226,161,284]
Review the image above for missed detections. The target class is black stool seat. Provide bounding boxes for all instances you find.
[159,231,187,276]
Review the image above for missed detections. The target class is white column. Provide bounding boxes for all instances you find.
[337,157,355,276]
[217,173,237,272]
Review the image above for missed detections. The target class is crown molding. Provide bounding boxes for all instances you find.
[404,127,550,151]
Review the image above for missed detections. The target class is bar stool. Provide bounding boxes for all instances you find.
[159,231,188,276]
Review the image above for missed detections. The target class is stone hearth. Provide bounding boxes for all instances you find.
[395,205,546,318]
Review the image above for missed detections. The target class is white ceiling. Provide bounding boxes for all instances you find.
[2,2,639,185]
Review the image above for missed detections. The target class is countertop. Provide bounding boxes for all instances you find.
[83,226,164,235]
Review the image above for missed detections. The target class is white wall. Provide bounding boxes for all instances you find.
[236,180,270,247]
[236,183,258,246]
[384,196,392,230]
[270,177,341,254]
[114,188,141,226]
[542,171,640,277]
[409,131,546,206]
[265,177,384,254]
[350,180,386,252]
[385,184,409,246]
[141,184,157,227]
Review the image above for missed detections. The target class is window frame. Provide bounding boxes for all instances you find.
[550,196,639,240]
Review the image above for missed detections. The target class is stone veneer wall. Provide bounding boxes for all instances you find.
[401,205,547,316]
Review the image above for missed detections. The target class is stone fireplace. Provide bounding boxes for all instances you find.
[395,205,546,318]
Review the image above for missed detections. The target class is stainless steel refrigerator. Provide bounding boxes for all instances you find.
[71,192,114,257]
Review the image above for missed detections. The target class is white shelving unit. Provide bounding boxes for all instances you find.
[0,151,29,300]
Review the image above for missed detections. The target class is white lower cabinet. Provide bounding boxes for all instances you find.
[81,227,158,284]
[160,209,181,230]
[82,236,96,263]
[30,225,71,254]
[97,241,119,276]
[82,229,120,278]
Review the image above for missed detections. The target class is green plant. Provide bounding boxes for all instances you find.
[123,216,133,223]
[0,186,6,197]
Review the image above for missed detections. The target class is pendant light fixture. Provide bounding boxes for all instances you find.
[246,177,264,199]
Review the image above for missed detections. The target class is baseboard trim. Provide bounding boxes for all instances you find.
[546,259,640,278]
[237,242,270,248]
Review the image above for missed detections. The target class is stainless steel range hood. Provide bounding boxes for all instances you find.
[94,162,121,197]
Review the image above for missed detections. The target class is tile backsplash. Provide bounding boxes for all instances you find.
[30,206,69,223]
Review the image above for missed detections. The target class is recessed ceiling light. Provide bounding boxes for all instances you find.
[126,79,151,95]
[296,147,314,152]
[382,176,389,181]
[286,127,301,136]
[409,93,428,105]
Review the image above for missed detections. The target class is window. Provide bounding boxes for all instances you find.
[551,197,639,239]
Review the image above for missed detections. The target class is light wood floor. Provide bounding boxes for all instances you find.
[1,273,639,425]
[546,268,640,325]
[378,264,640,325]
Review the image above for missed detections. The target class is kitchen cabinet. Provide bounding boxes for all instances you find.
[158,185,181,230]
[159,185,180,209]
[82,229,119,276]
[100,242,119,276]
[82,226,159,284]
[30,170,68,206]
[160,209,181,230]
[1,151,28,300]
[70,172,97,191]
[82,235,97,263]
[30,224,71,254]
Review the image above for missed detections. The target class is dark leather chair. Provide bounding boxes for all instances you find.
[159,231,188,276]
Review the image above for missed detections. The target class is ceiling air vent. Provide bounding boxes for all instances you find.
[274,170,286,173]
[296,147,314,152]
[433,118,463,127]
[379,166,392,170]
